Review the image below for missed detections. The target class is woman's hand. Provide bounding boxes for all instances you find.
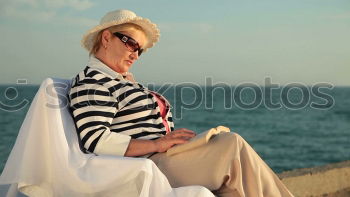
[124,129,195,157]
[154,128,196,153]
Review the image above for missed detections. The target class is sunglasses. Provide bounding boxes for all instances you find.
[113,32,143,56]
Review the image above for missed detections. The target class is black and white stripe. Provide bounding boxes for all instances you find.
[68,66,174,154]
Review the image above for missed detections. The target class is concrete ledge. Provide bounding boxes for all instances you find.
[277,160,350,197]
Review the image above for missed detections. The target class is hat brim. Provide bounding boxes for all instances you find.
[81,16,160,53]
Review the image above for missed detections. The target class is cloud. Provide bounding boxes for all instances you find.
[61,15,98,27]
[158,22,214,34]
[42,0,94,11]
[3,4,56,22]
[5,0,94,11]
[0,0,95,26]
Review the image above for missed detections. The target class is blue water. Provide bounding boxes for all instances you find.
[0,84,349,174]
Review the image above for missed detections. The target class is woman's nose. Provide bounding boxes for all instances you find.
[130,51,139,60]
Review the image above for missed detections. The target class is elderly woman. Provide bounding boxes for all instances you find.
[69,9,294,197]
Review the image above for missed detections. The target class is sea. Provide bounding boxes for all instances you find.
[0,83,349,174]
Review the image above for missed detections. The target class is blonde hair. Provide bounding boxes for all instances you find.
[89,23,147,56]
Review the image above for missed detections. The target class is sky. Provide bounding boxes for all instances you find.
[0,0,349,86]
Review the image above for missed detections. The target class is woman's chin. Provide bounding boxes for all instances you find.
[122,68,130,73]
[123,65,132,72]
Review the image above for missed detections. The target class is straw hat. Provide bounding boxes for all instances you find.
[81,9,160,52]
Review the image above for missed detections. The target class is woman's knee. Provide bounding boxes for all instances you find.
[217,132,244,144]
[213,132,248,155]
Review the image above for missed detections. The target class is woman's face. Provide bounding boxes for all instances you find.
[103,29,147,74]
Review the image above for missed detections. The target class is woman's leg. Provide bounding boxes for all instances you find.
[149,132,294,197]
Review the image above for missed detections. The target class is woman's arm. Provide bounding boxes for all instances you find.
[124,128,196,157]
[69,81,132,156]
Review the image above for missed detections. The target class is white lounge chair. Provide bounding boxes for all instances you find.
[0,78,214,197]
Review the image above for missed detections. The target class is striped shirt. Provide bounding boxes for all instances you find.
[68,56,174,157]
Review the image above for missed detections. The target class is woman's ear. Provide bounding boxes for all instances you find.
[101,29,112,49]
